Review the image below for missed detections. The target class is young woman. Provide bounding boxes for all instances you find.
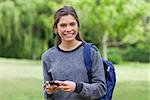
[41,6,106,100]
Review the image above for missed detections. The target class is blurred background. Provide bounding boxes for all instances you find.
[0,0,149,100]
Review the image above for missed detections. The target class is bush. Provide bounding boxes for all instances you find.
[0,37,48,60]
[108,48,123,64]
[122,46,149,62]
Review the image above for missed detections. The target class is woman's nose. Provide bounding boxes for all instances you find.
[66,25,72,32]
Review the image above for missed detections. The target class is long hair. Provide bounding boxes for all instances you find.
[53,6,82,45]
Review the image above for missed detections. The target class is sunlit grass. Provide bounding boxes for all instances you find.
[0,58,43,100]
[0,78,43,100]
[113,81,149,100]
[0,57,149,100]
[113,62,149,100]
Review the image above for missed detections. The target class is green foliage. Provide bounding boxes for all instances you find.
[0,0,57,59]
[77,0,150,61]
[0,0,149,61]
[122,45,149,62]
[108,48,123,64]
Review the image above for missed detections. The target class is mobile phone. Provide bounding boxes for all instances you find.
[47,81,60,86]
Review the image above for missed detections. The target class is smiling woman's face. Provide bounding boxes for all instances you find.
[55,14,79,43]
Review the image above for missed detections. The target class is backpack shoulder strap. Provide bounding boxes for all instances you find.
[83,42,92,83]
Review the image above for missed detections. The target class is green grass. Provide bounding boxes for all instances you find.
[0,78,43,100]
[113,81,148,100]
[0,58,149,100]
[0,58,43,100]
[114,63,150,100]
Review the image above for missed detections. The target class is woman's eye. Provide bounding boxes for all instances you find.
[60,24,66,27]
[70,22,75,26]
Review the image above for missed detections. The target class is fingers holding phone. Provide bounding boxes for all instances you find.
[45,80,76,93]
[55,81,76,92]
[46,81,58,94]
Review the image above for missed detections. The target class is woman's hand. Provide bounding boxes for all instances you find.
[56,81,76,92]
[46,81,58,94]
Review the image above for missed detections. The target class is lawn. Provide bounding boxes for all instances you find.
[0,58,43,100]
[113,63,149,100]
[0,58,149,100]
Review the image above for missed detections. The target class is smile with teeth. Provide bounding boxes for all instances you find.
[64,33,75,37]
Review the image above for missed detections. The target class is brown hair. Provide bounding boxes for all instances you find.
[53,6,82,45]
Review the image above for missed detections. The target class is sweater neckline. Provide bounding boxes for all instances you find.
[57,42,83,53]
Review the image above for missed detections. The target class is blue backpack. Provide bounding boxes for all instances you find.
[83,42,116,100]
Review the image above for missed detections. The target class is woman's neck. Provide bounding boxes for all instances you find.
[59,40,82,51]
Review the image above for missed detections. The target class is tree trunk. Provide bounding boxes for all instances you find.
[102,32,108,60]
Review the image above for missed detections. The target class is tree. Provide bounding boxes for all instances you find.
[77,0,150,60]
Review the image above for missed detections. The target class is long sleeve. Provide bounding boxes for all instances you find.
[77,46,106,99]
[41,44,106,100]
[41,54,53,100]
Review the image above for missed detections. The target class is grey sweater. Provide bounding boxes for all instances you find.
[41,42,106,100]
